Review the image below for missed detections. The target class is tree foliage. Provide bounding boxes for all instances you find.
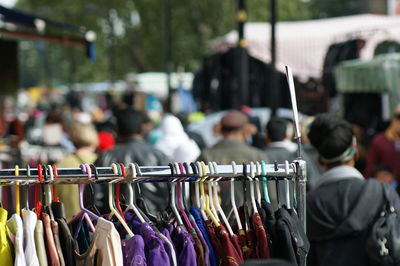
[15,0,313,87]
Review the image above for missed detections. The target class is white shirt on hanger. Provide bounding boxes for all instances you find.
[22,209,40,266]
[7,213,27,266]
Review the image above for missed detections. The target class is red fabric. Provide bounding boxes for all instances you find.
[252,213,270,259]
[364,133,400,180]
[205,220,244,266]
[238,229,253,260]
[98,131,115,152]
[246,229,257,259]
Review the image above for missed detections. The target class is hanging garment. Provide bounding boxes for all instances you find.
[261,199,277,257]
[237,229,252,260]
[21,209,40,266]
[252,212,270,259]
[188,228,205,266]
[190,207,217,266]
[7,213,26,266]
[74,218,123,266]
[275,207,309,266]
[157,230,177,266]
[121,235,147,266]
[160,224,179,266]
[52,202,76,266]
[34,220,49,266]
[190,216,210,266]
[0,207,14,266]
[130,219,171,266]
[42,213,61,266]
[205,220,244,266]
[51,221,65,266]
[170,225,197,266]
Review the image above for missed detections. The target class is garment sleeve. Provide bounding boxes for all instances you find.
[364,137,380,179]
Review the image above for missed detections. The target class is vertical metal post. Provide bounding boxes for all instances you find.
[236,0,248,108]
[295,159,307,231]
[270,0,279,115]
[164,0,172,112]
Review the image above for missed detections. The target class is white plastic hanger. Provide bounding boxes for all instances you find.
[212,162,234,236]
[231,161,243,230]
[125,163,146,223]
[255,162,262,206]
[284,160,292,209]
[108,163,134,238]
[249,162,258,214]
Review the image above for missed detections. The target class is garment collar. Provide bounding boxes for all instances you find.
[315,165,364,188]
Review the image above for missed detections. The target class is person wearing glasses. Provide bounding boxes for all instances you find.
[364,105,400,181]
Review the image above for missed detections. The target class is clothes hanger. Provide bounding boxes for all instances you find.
[255,161,262,205]
[68,164,100,224]
[15,165,20,215]
[169,163,184,225]
[24,165,30,210]
[34,165,43,219]
[230,161,243,230]
[284,161,292,209]
[43,164,54,220]
[242,163,250,231]
[175,162,192,230]
[212,162,234,236]
[108,163,134,238]
[72,164,96,240]
[114,163,126,220]
[207,162,220,222]
[134,163,158,223]
[51,164,59,202]
[193,162,202,210]
[87,164,101,216]
[249,162,259,215]
[125,163,146,223]
[200,161,219,226]
[261,161,271,203]
[182,162,191,210]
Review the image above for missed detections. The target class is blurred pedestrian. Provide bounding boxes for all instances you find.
[155,114,200,162]
[95,108,170,213]
[306,113,400,266]
[198,110,268,211]
[56,120,99,219]
[365,105,400,180]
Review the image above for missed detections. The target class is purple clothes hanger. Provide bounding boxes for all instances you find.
[177,162,193,231]
[69,164,98,239]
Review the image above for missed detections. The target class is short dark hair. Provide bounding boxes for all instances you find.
[308,113,353,160]
[115,109,150,137]
[267,117,287,142]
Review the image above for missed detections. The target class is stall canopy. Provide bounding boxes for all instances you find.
[335,53,400,115]
[219,14,400,78]
[0,5,95,49]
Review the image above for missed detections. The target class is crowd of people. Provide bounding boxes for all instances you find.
[2,91,400,265]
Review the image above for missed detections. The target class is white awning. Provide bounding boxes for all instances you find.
[218,14,400,78]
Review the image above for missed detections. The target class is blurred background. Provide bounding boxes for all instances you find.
[0,0,400,175]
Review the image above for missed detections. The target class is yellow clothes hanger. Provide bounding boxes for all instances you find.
[200,162,219,226]
[15,165,20,215]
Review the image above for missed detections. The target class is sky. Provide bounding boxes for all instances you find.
[0,0,17,8]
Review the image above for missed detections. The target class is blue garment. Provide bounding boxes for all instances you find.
[190,206,218,266]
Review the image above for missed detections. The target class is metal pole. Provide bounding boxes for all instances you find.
[270,0,279,115]
[236,0,248,109]
[295,159,307,231]
[164,0,172,112]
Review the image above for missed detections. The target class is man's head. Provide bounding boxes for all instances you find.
[115,108,152,139]
[69,121,98,149]
[308,113,357,168]
[266,117,288,142]
[217,110,250,141]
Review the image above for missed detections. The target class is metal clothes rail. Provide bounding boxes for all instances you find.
[0,160,307,226]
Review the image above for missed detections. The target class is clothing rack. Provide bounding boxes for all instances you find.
[0,160,307,227]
